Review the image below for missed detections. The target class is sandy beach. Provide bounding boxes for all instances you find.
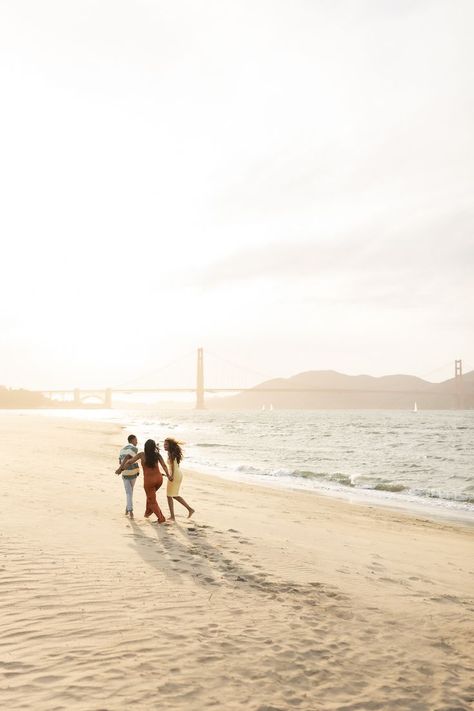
[1,413,473,711]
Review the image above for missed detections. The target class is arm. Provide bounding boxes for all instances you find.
[116,452,142,475]
[115,458,129,475]
[159,454,170,479]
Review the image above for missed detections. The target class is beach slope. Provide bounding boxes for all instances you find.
[1,414,473,710]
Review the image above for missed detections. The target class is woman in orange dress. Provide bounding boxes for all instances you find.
[116,439,169,523]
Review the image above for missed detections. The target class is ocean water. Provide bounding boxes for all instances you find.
[93,408,474,519]
[30,407,474,519]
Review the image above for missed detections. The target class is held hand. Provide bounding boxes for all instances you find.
[115,468,122,476]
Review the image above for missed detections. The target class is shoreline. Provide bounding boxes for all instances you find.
[187,462,474,529]
[4,407,473,527]
[2,413,473,710]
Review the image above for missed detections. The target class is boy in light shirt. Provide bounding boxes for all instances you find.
[117,434,139,518]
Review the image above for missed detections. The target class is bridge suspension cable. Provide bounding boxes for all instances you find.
[420,360,460,382]
[206,350,272,380]
[200,350,268,390]
[114,349,197,388]
[114,348,272,391]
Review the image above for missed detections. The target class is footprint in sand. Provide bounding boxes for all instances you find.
[369,562,385,572]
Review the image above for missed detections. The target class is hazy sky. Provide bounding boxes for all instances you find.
[1,0,473,389]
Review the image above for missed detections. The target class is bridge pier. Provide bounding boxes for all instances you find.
[196,347,205,409]
[455,359,464,409]
[73,388,80,406]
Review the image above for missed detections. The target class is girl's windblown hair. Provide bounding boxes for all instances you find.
[144,439,159,468]
[164,438,183,465]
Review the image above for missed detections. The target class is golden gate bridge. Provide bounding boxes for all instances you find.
[38,350,469,409]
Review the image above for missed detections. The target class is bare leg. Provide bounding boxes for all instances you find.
[174,496,194,518]
[167,496,175,520]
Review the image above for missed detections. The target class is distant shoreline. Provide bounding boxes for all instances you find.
[3,365,472,409]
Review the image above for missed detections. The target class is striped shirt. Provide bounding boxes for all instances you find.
[119,444,139,472]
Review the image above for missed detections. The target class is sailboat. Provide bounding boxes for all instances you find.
[413,402,418,412]
[269,404,274,411]
[261,404,266,411]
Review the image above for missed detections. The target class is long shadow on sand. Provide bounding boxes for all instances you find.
[125,518,186,584]
[126,517,347,610]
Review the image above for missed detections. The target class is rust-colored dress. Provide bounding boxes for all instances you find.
[143,463,166,523]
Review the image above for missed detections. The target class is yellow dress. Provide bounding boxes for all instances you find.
[166,459,183,497]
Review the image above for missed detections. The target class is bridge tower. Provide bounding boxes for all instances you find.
[455,359,464,409]
[196,347,205,409]
[74,388,80,406]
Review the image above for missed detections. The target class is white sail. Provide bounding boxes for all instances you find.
[413,402,418,412]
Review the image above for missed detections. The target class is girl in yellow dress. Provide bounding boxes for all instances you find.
[164,438,195,521]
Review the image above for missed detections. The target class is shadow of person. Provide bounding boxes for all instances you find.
[125,517,336,611]
[124,516,183,583]
[148,518,220,584]
[164,520,281,594]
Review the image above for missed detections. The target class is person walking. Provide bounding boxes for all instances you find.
[164,438,195,521]
[117,434,140,518]
[117,439,169,524]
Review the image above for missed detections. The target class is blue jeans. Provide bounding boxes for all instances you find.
[122,474,138,512]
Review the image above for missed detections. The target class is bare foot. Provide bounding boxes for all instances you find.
[167,517,176,521]
[187,509,195,519]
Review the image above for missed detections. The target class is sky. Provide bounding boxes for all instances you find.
[1,0,473,390]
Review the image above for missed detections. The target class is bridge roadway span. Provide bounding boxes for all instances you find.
[41,386,447,395]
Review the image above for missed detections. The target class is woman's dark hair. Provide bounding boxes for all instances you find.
[144,439,159,468]
[165,438,183,465]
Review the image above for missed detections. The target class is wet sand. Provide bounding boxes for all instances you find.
[1,414,473,710]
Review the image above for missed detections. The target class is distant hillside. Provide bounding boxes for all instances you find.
[215,370,474,410]
[0,386,50,409]
[434,369,474,391]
